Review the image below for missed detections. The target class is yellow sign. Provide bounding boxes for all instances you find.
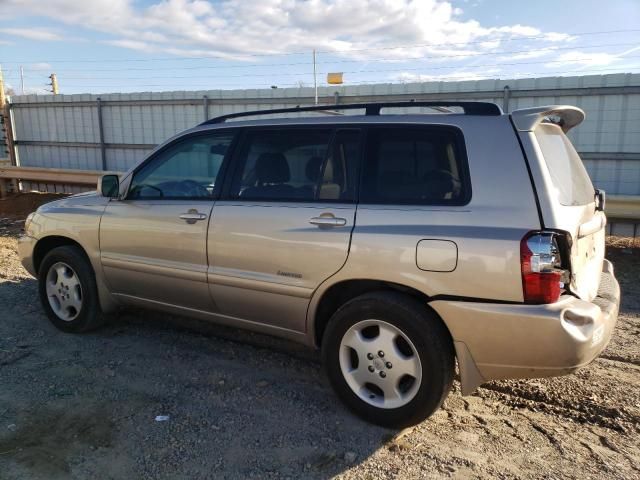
[327,72,343,85]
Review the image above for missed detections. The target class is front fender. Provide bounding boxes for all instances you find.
[25,203,119,313]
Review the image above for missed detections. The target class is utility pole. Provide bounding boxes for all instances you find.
[312,49,318,105]
[20,66,24,95]
[0,66,6,108]
[49,73,59,94]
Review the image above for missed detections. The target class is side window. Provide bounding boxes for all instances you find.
[128,132,234,199]
[361,127,469,205]
[230,128,360,202]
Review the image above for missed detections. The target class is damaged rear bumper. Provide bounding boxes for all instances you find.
[431,259,620,394]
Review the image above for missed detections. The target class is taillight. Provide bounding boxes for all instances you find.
[520,231,568,304]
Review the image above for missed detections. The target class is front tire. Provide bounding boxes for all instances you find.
[322,291,454,428]
[38,245,105,333]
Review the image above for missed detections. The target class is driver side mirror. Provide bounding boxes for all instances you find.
[99,174,120,198]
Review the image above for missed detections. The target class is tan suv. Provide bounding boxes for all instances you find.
[18,101,620,427]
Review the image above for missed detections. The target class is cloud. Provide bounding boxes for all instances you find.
[551,51,620,67]
[103,39,157,53]
[394,68,501,83]
[549,46,640,68]
[496,46,560,61]
[487,24,573,43]
[544,32,575,42]
[3,81,50,96]
[26,62,53,71]
[0,27,63,41]
[0,0,572,62]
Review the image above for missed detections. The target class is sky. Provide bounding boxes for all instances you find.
[0,0,639,95]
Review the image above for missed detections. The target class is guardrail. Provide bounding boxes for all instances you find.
[1,165,639,224]
[0,159,18,197]
[605,195,640,220]
[0,165,120,198]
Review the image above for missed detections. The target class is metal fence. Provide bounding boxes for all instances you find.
[5,73,640,195]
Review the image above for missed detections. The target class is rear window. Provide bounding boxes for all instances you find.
[535,123,594,206]
[360,126,470,205]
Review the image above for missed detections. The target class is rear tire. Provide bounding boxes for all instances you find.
[322,291,454,428]
[38,245,106,333]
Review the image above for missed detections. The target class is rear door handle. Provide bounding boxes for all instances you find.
[179,210,208,224]
[309,216,347,228]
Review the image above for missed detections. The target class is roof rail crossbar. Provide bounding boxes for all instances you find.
[201,101,501,125]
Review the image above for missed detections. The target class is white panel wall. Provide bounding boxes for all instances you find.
[8,73,640,195]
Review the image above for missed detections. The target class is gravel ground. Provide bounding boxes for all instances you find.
[0,195,639,479]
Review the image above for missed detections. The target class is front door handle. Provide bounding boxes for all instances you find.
[179,210,208,224]
[309,216,347,228]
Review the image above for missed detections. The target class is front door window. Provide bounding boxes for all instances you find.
[129,133,235,199]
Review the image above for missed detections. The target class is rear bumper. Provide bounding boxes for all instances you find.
[431,259,620,394]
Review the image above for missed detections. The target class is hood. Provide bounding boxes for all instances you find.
[70,190,99,198]
[38,190,109,212]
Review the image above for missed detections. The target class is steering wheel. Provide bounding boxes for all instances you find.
[180,179,210,197]
[131,183,164,198]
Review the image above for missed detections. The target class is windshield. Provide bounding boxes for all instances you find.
[535,123,595,206]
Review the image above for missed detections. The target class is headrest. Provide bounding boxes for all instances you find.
[256,152,290,184]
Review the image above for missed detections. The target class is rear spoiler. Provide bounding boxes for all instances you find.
[511,105,585,133]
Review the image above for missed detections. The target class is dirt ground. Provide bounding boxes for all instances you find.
[0,194,639,479]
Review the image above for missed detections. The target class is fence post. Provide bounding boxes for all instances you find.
[5,104,17,166]
[96,97,107,170]
[0,70,17,168]
[0,103,19,196]
[0,95,8,197]
[203,95,209,122]
[502,85,511,113]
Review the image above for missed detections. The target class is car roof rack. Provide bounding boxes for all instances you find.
[200,101,501,125]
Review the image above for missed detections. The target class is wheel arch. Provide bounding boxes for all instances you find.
[33,236,89,275]
[32,235,120,314]
[310,278,452,349]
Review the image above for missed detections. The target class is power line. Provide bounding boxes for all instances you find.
[31,66,640,90]
[338,66,640,84]
[14,54,640,81]
[335,57,640,78]
[3,41,639,80]
[2,28,639,64]
[314,29,640,55]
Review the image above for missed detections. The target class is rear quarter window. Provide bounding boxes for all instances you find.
[360,126,470,206]
[534,123,595,206]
